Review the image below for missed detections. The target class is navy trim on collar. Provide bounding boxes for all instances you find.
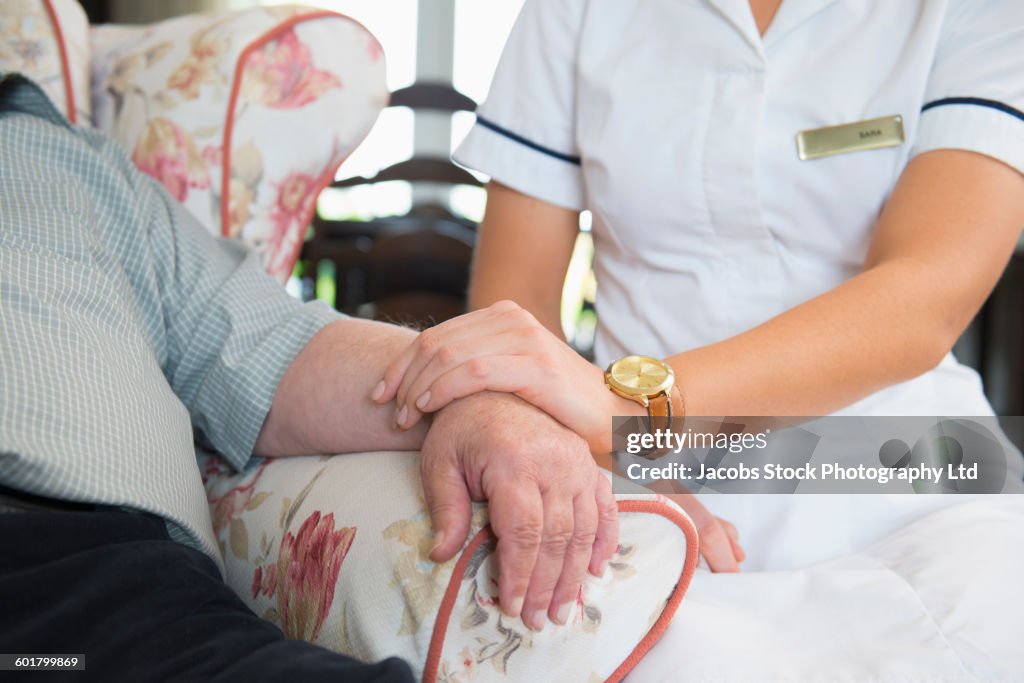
[476,116,582,166]
[921,97,1024,123]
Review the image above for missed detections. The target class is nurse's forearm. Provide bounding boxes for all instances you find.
[668,149,1024,417]
[469,181,580,338]
[668,261,953,416]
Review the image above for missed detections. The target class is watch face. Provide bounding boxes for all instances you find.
[608,355,674,395]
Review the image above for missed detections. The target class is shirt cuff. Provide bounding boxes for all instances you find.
[454,118,585,211]
[204,299,342,471]
[911,101,1024,176]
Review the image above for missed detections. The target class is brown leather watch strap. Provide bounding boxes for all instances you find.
[648,391,672,433]
[669,384,685,424]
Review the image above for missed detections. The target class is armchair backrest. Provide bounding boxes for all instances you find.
[1,1,388,282]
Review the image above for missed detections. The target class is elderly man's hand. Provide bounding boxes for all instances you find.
[421,392,619,631]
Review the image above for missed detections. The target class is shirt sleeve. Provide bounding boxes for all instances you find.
[911,0,1024,175]
[453,0,587,211]
[136,172,342,471]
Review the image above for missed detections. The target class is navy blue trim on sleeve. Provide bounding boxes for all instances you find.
[476,116,582,166]
[921,97,1024,123]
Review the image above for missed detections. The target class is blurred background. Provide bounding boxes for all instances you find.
[76,0,1023,431]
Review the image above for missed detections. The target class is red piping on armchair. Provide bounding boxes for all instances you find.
[42,0,77,124]
[221,10,385,278]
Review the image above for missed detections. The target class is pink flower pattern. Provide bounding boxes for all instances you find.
[240,29,341,109]
[207,460,268,538]
[131,117,210,202]
[265,170,322,280]
[167,31,228,100]
[250,562,278,600]
[275,510,356,641]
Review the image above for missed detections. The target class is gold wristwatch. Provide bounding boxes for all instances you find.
[604,355,677,433]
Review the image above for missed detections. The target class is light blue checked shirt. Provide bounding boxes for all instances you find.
[0,74,341,567]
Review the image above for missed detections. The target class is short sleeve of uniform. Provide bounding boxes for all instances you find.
[453,0,586,211]
[911,0,1024,175]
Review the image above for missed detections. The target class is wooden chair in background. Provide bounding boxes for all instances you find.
[299,81,482,327]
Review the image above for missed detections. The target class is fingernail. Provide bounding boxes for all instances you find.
[371,380,386,401]
[429,530,445,556]
[528,609,547,632]
[593,560,607,577]
[395,405,408,427]
[506,595,524,618]
[415,391,431,410]
[555,601,572,625]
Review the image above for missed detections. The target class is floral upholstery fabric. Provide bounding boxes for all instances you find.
[0,0,90,123]
[90,6,387,280]
[201,450,698,683]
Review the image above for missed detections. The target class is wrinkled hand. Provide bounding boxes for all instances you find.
[420,392,619,630]
[373,300,629,452]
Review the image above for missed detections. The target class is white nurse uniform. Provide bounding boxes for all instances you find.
[455,10,1024,676]
[455,0,1024,418]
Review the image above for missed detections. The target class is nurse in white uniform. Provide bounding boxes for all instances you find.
[376,0,1024,573]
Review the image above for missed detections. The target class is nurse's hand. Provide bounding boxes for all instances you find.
[658,490,746,572]
[372,300,631,452]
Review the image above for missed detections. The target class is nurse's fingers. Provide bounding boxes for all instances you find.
[394,315,530,414]
[718,517,738,540]
[372,308,492,406]
[697,521,741,573]
[730,536,746,563]
[717,516,746,564]
[406,355,600,449]
[413,356,541,418]
[372,300,525,407]
[665,493,740,573]
[395,333,539,430]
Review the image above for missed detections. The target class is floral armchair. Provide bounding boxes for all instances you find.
[88,5,387,281]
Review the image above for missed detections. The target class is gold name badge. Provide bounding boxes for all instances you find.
[796,115,905,161]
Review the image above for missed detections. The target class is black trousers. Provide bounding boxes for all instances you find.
[0,509,414,683]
